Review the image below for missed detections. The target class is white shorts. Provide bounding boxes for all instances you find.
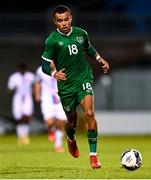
[12,94,34,120]
[41,98,66,121]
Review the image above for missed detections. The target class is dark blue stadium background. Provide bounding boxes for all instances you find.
[0,0,151,130]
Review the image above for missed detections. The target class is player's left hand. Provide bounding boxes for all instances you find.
[100,59,110,73]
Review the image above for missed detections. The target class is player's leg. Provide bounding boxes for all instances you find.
[20,96,34,144]
[46,118,56,142]
[65,110,79,158]
[41,99,56,142]
[55,120,65,152]
[60,94,79,157]
[17,115,32,145]
[54,103,66,153]
[12,96,28,145]
[65,110,77,140]
[80,95,101,169]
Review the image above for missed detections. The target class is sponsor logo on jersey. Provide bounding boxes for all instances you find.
[58,42,64,46]
[77,36,84,44]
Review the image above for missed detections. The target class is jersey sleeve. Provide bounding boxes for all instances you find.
[83,29,91,49]
[7,75,15,90]
[35,67,42,82]
[83,30,97,58]
[30,72,35,83]
[42,36,55,62]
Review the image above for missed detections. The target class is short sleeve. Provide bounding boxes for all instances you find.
[42,36,55,62]
[35,67,42,82]
[82,29,97,57]
[83,30,91,50]
[7,75,15,90]
[30,73,35,83]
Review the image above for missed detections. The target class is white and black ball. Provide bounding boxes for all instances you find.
[121,149,142,170]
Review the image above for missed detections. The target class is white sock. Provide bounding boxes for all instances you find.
[55,130,64,148]
[90,152,97,156]
[16,124,29,138]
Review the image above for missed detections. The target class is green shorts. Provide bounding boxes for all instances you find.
[59,81,94,113]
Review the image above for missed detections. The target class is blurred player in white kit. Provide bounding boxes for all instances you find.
[7,63,35,145]
[34,66,66,153]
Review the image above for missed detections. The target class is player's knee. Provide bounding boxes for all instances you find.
[70,122,77,129]
[66,120,77,129]
[84,109,94,119]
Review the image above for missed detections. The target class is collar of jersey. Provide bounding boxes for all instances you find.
[57,27,73,36]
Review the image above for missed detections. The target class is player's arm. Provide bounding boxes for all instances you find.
[34,81,41,102]
[41,37,57,76]
[42,37,67,80]
[84,31,110,73]
[93,52,110,74]
[7,88,15,95]
[41,58,54,75]
[42,59,67,81]
[7,77,16,95]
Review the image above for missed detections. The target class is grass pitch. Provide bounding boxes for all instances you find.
[0,134,151,179]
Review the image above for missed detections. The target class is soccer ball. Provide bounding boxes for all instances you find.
[121,148,142,170]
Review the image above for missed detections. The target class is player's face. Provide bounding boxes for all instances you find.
[54,11,72,34]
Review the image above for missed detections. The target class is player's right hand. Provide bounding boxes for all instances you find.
[54,69,67,81]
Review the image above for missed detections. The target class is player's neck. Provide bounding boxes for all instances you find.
[57,27,73,36]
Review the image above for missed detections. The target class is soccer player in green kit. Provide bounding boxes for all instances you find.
[42,5,109,169]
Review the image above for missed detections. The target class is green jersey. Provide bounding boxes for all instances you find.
[42,27,96,96]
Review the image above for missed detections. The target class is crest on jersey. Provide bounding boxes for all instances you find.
[64,106,70,112]
[77,36,84,44]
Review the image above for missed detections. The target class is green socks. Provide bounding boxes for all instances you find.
[65,126,98,153]
[65,125,75,140]
[87,130,98,153]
